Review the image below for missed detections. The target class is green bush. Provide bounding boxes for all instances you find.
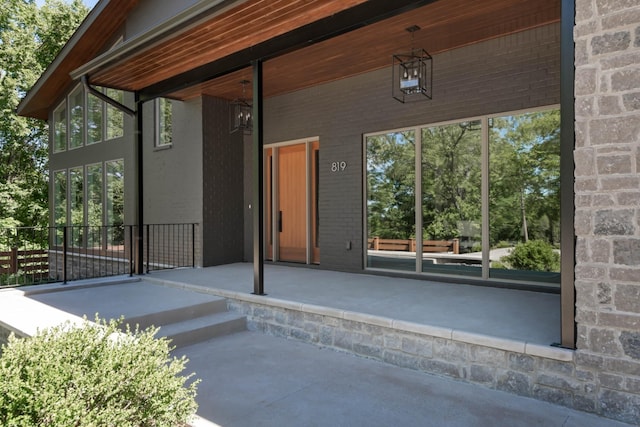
[0,316,199,427]
[500,239,560,272]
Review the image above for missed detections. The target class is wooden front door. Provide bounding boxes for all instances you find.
[266,141,319,264]
[278,144,307,262]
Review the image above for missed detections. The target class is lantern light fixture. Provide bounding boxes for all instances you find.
[230,80,252,134]
[392,25,432,103]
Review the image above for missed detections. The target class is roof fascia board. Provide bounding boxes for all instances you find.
[71,0,246,82]
[17,0,111,116]
[139,0,438,101]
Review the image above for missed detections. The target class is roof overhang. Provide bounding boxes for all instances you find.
[18,0,560,120]
[17,0,140,120]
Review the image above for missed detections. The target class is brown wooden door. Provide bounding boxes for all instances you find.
[278,144,307,262]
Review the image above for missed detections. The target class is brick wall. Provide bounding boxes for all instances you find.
[263,24,560,272]
[574,0,640,423]
[202,96,245,266]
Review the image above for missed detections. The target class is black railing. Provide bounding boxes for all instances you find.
[0,224,198,288]
[144,223,197,273]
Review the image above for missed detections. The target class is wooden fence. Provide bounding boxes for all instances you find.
[368,237,459,254]
[0,248,49,280]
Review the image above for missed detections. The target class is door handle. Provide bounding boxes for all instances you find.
[278,211,283,232]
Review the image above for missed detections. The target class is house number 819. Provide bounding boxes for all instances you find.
[331,161,347,172]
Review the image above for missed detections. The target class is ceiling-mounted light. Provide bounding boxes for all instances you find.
[230,80,252,134]
[392,25,432,103]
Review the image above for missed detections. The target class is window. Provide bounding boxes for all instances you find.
[106,160,124,246]
[52,161,124,248]
[53,86,126,152]
[86,164,103,247]
[489,110,561,283]
[87,91,103,145]
[365,107,560,286]
[53,102,67,153]
[53,170,66,245]
[69,86,84,149]
[106,88,124,140]
[155,98,172,147]
[69,167,84,246]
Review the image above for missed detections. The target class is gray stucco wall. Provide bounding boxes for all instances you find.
[125,0,200,39]
[262,23,561,273]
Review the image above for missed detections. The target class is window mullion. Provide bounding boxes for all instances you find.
[415,127,422,274]
[481,117,490,279]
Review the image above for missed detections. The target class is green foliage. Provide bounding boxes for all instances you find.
[500,239,560,272]
[0,0,89,231]
[0,316,199,426]
[489,110,561,246]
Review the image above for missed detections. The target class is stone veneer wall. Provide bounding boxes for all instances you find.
[223,297,585,414]
[573,0,640,424]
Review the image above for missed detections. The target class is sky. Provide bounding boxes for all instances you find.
[36,0,99,9]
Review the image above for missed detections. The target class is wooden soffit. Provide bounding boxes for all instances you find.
[20,0,560,119]
[174,0,561,101]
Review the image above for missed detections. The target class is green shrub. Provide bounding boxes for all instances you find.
[0,316,199,427]
[500,239,560,272]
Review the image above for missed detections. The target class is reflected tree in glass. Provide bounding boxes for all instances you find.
[489,109,561,281]
[422,121,482,251]
[366,131,416,271]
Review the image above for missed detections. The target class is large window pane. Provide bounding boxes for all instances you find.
[53,102,66,153]
[366,131,416,271]
[53,170,66,245]
[156,98,172,147]
[106,89,124,140]
[87,164,103,248]
[422,120,482,277]
[69,86,84,149]
[69,167,84,246]
[87,92,103,144]
[489,109,561,284]
[106,160,124,246]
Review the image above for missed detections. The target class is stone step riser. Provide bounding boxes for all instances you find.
[122,299,228,330]
[162,316,247,348]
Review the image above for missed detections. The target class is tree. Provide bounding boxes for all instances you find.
[0,0,89,232]
[367,131,416,239]
[489,110,560,247]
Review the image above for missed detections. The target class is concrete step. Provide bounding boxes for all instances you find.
[122,298,228,330]
[158,311,247,348]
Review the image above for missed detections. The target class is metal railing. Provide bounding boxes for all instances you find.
[0,224,198,288]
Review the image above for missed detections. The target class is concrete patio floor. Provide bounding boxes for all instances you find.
[149,263,561,346]
[0,270,631,426]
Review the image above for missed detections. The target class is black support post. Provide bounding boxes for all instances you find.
[135,93,145,275]
[252,60,265,295]
[560,0,576,349]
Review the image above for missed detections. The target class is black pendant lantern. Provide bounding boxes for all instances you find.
[392,25,432,103]
[230,80,252,134]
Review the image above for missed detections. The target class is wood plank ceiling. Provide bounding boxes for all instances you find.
[94,0,561,102]
[178,0,560,101]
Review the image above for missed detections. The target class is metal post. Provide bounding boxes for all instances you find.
[559,0,576,349]
[252,60,265,295]
[62,226,68,283]
[146,224,150,273]
[192,223,196,268]
[135,93,145,275]
[129,225,134,276]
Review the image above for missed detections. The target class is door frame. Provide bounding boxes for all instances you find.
[265,136,320,264]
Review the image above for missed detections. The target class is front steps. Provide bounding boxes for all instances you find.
[123,297,246,348]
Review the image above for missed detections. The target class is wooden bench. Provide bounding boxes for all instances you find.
[368,237,459,254]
